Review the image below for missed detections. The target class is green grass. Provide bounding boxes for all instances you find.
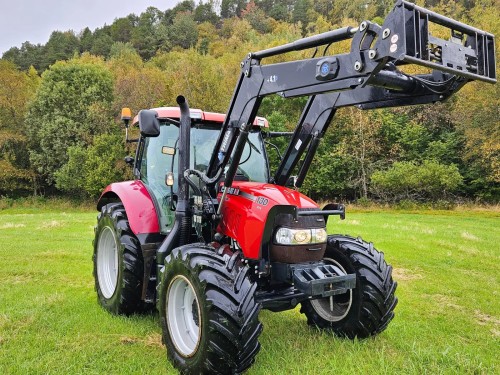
[0,207,498,374]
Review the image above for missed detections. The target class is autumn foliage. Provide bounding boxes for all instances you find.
[0,0,498,202]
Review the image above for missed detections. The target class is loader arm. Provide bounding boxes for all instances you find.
[206,0,495,197]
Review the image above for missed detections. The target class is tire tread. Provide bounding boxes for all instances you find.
[301,234,398,339]
[160,246,261,374]
[93,203,149,315]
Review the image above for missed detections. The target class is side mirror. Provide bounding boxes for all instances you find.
[285,175,297,188]
[138,110,160,137]
[124,156,134,167]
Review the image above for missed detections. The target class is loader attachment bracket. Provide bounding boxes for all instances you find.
[375,0,496,83]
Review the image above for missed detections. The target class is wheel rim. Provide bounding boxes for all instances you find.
[310,257,353,322]
[96,226,119,299]
[166,275,202,357]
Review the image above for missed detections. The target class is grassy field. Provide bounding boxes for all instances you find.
[0,205,498,374]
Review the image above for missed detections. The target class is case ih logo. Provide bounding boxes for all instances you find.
[221,186,240,195]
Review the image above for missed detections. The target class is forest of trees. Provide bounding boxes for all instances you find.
[0,0,498,204]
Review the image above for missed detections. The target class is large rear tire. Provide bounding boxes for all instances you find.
[93,203,148,315]
[159,245,262,374]
[300,235,397,338]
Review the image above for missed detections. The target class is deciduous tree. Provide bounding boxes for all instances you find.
[25,56,113,186]
[0,61,39,194]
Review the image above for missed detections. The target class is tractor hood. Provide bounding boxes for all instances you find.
[217,181,319,259]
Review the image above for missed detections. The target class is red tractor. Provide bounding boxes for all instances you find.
[93,1,496,373]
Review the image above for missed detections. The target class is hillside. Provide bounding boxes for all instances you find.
[0,0,498,202]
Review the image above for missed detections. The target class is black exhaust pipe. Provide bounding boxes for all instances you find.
[157,95,192,267]
[175,95,191,218]
[176,95,192,247]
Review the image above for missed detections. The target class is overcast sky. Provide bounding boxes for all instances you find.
[0,0,181,55]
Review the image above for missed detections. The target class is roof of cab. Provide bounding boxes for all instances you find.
[132,107,269,127]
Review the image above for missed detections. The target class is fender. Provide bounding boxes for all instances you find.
[97,180,160,236]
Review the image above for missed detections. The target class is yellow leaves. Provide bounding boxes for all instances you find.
[0,60,39,130]
[196,22,218,43]
[0,131,26,147]
[460,124,500,183]
[221,18,254,44]
[208,41,227,58]
[148,50,236,113]
[0,160,33,191]
[76,52,106,66]
[307,15,333,35]
[112,58,169,115]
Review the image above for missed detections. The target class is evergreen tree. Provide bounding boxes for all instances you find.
[42,31,80,70]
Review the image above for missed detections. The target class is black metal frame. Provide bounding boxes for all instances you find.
[206,0,495,197]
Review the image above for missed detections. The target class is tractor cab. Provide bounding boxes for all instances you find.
[128,107,270,234]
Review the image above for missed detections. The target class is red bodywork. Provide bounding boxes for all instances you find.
[98,181,160,235]
[217,182,319,259]
[132,107,269,127]
[100,109,309,253]
[98,178,319,258]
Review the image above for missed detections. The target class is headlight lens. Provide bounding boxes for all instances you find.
[294,230,311,243]
[312,228,327,243]
[275,227,327,245]
[275,227,294,245]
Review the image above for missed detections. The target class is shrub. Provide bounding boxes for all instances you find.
[371,160,463,201]
[55,134,127,197]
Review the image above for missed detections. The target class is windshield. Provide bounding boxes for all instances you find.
[191,125,268,182]
[139,121,268,232]
[142,121,268,184]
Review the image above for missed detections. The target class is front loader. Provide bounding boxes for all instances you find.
[92,1,496,373]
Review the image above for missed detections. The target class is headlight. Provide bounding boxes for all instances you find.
[312,228,327,243]
[275,227,327,245]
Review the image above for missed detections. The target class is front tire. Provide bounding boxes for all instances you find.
[93,203,147,315]
[159,245,262,374]
[300,235,397,338]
